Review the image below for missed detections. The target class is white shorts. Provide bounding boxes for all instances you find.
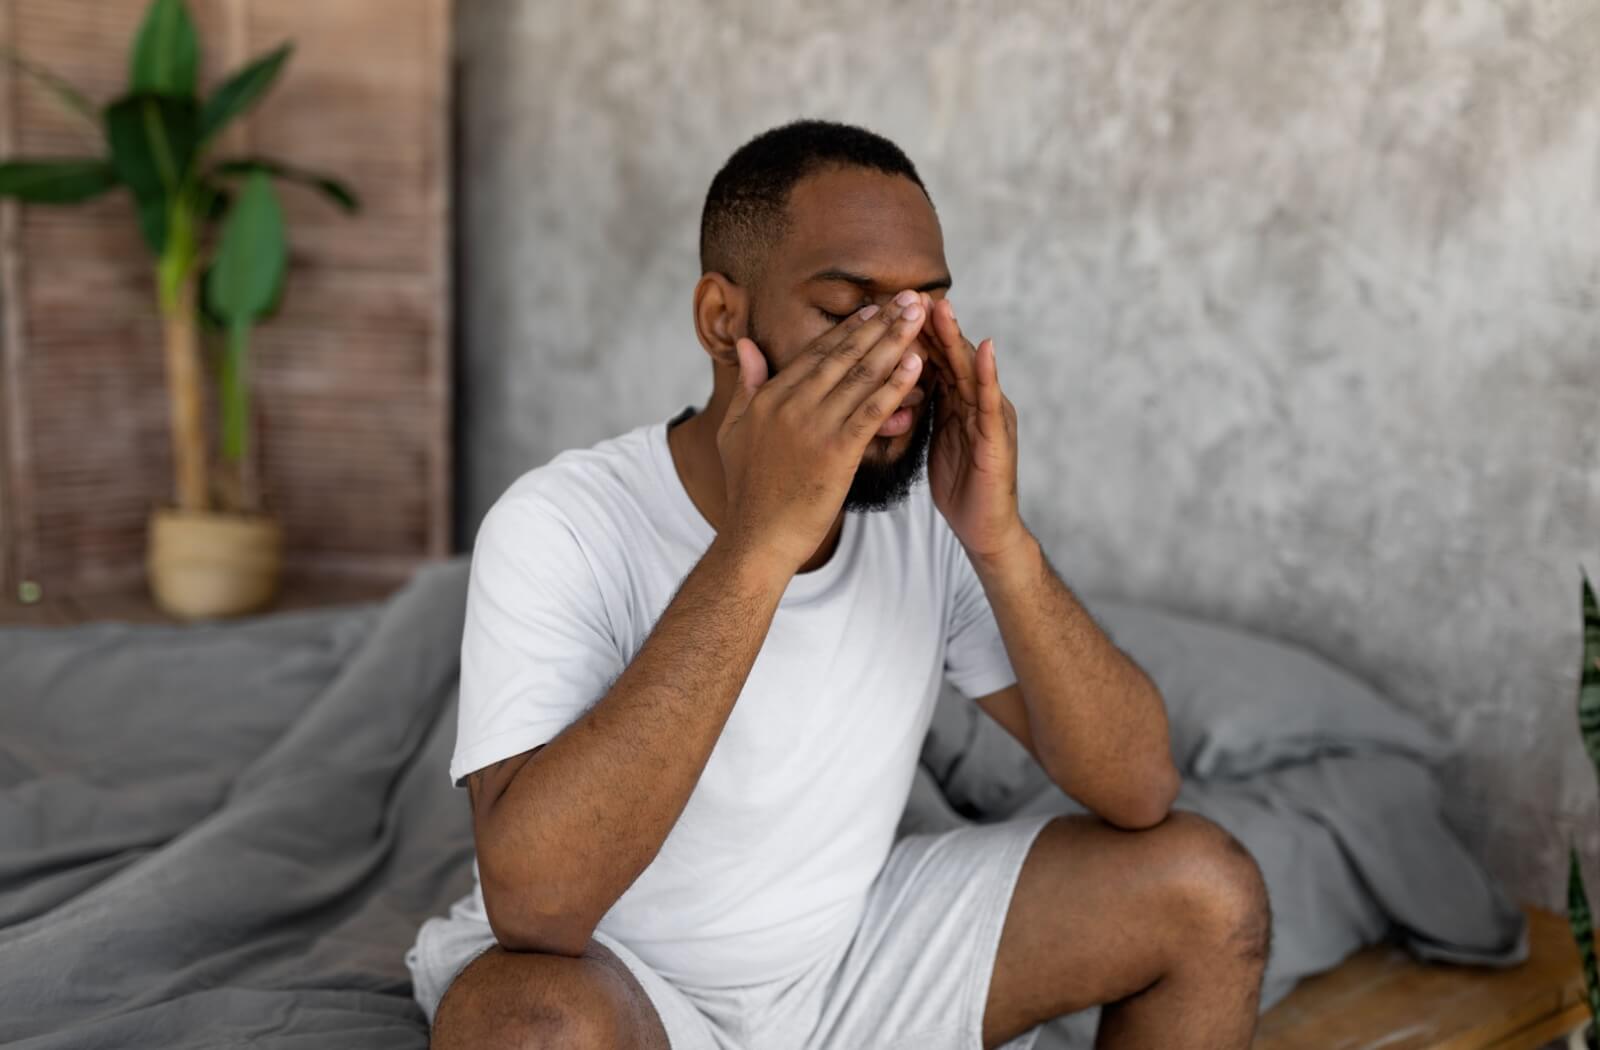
[406,814,1054,1050]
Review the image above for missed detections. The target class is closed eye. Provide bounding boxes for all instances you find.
[817,306,860,325]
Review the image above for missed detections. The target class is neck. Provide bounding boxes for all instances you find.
[667,397,846,575]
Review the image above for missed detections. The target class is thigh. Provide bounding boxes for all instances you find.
[982,809,1268,1047]
[794,815,1056,1050]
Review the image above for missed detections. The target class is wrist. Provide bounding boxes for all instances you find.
[706,532,796,595]
[967,525,1041,585]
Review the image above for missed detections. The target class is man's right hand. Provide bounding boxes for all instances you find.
[715,289,928,576]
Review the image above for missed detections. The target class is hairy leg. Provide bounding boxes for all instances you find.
[982,810,1271,1050]
[431,938,671,1050]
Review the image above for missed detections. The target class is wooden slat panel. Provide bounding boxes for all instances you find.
[249,0,442,275]
[0,0,450,598]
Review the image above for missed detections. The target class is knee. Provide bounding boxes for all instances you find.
[514,988,626,1050]
[1148,811,1272,968]
[432,948,629,1050]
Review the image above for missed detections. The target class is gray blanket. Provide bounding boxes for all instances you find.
[0,558,1525,1049]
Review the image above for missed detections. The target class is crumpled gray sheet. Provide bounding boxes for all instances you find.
[1,562,473,1049]
[0,557,1526,1049]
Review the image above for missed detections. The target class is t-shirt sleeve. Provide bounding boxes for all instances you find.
[942,529,1018,700]
[450,494,624,786]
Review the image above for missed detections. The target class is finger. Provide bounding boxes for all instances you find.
[726,336,774,422]
[921,297,953,387]
[815,292,927,419]
[844,348,923,445]
[930,294,962,352]
[725,337,769,425]
[933,298,979,406]
[800,289,928,400]
[766,302,884,392]
[975,337,1005,440]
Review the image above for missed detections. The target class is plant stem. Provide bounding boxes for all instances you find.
[160,271,209,511]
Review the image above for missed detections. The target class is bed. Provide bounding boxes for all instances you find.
[0,558,1527,1048]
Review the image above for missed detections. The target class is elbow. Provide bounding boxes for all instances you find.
[483,895,595,958]
[1095,759,1182,832]
[479,865,596,958]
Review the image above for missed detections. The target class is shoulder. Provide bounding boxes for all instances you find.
[465,428,662,633]
[477,422,659,554]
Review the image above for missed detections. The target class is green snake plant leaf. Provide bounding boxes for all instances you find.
[1574,573,1600,1047]
[0,159,119,203]
[0,46,98,131]
[200,43,292,142]
[129,0,200,97]
[1583,574,1600,772]
[206,172,286,462]
[1572,848,1600,1036]
[105,93,200,255]
[212,157,358,213]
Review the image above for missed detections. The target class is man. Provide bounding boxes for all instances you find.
[407,119,1271,1049]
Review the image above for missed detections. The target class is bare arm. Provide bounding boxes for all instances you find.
[467,291,931,956]
[468,534,789,955]
[915,291,1176,831]
[971,535,1179,830]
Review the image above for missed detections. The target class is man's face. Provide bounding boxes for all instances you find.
[744,167,951,513]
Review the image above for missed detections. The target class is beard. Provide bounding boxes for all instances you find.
[749,309,938,515]
[842,378,936,512]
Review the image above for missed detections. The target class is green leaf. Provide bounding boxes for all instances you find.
[0,46,98,131]
[129,0,199,97]
[198,179,232,222]
[198,262,228,329]
[105,93,200,256]
[212,157,358,213]
[105,93,200,197]
[1579,574,1600,782]
[207,171,286,323]
[1572,849,1600,1029]
[201,44,291,142]
[207,174,285,464]
[133,191,170,256]
[0,159,119,203]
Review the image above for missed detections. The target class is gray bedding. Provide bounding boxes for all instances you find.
[0,557,1526,1048]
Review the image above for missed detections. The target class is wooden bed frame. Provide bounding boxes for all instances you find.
[1256,906,1586,1050]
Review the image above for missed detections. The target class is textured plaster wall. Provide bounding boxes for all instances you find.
[455,1,1600,909]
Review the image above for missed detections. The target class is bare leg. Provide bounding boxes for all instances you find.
[431,938,671,1050]
[982,810,1271,1049]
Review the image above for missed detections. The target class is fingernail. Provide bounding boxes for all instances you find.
[900,353,922,371]
[903,303,923,321]
[858,304,880,319]
[893,289,918,307]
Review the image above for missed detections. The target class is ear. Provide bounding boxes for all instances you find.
[693,272,749,368]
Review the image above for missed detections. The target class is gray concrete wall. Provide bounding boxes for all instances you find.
[454,0,1600,909]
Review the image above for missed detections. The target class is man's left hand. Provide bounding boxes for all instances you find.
[922,296,1029,563]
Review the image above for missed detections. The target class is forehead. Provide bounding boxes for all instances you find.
[775,166,948,291]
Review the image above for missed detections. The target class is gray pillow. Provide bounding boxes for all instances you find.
[922,596,1449,817]
[1085,599,1449,779]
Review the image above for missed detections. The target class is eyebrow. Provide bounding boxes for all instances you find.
[806,268,953,293]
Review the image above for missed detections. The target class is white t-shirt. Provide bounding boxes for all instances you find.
[451,406,1018,989]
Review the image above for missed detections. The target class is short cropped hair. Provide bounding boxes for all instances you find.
[699,119,930,286]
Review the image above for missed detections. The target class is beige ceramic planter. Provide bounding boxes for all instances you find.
[146,507,283,620]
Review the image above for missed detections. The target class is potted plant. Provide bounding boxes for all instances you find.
[1570,573,1600,1048]
[0,0,357,619]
